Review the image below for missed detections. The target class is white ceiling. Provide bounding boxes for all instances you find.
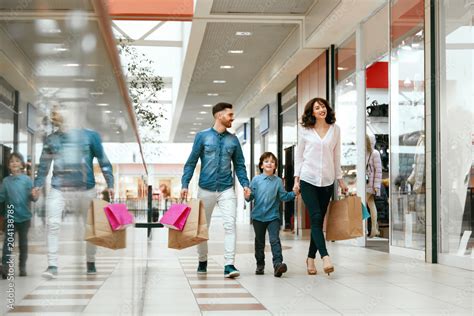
[177,22,296,141]
[0,1,138,143]
[211,0,316,15]
[171,0,386,142]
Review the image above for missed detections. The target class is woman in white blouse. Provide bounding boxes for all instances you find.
[293,97,348,276]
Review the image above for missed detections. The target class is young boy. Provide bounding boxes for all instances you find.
[244,152,297,277]
[0,153,39,278]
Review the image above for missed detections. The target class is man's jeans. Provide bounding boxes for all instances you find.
[45,188,96,267]
[252,219,283,268]
[197,187,237,265]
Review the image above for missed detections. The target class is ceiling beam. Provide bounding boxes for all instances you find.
[123,40,183,47]
[0,11,97,20]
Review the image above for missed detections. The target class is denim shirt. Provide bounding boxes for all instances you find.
[246,174,295,222]
[182,128,249,192]
[34,128,114,190]
[0,174,33,223]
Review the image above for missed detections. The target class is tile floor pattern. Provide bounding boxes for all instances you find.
[178,257,267,312]
[8,257,120,314]
[1,216,473,315]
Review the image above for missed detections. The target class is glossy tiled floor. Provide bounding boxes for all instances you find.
[1,214,473,315]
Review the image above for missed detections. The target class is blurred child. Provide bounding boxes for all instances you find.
[244,152,297,277]
[0,153,39,278]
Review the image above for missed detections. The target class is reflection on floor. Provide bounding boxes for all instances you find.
[366,238,389,253]
[0,216,473,315]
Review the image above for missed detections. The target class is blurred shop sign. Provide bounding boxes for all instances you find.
[0,77,15,113]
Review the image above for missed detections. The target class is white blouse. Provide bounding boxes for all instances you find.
[294,124,343,187]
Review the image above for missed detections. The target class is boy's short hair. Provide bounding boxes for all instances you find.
[8,152,26,169]
[258,152,278,174]
[212,102,232,116]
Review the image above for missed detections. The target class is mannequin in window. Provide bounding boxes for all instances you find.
[366,134,382,237]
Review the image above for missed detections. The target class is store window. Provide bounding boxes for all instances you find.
[389,0,425,250]
[336,35,357,193]
[438,0,473,264]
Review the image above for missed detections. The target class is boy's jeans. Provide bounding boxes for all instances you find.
[45,188,97,267]
[197,187,237,266]
[2,220,30,267]
[252,219,283,268]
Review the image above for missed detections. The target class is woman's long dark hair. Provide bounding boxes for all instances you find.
[300,97,336,128]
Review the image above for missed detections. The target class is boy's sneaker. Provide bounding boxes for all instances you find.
[274,263,287,278]
[87,262,96,275]
[42,266,58,279]
[197,261,207,274]
[224,265,240,278]
[255,264,265,275]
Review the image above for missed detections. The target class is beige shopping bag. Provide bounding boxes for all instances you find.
[85,199,126,249]
[325,195,363,241]
[168,199,208,250]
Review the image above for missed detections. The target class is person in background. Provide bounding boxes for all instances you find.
[34,104,114,279]
[366,134,382,237]
[0,153,39,278]
[181,102,250,278]
[245,152,297,277]
[293,97,348,276]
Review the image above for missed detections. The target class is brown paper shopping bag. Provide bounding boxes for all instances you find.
[85,199,126,249]
[325,195,363,241]
[168,199,208,250]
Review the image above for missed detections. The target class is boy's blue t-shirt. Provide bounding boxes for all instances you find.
[246,174,295,222]
[0,174,33,223]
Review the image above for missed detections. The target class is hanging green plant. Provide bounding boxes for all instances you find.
[117,38,165,142]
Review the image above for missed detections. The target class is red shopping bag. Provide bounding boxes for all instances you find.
[104,203,135,231]
[160,203,191,231]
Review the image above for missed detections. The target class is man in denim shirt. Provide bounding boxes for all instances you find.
[34,105,114,279]
[181,102,250,278]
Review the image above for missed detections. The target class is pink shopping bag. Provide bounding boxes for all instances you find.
[159,203,191,231]
[104,203,135,231]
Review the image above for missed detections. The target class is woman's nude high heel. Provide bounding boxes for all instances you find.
[322,256,334,275]
[306,258,317,275]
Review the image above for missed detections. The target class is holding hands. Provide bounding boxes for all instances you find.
[292,181,300,195]
[31,187,41,201]
[243,187,252,200]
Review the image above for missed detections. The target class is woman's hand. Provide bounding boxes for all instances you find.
[338,179,348,195]
[293,181,300,195]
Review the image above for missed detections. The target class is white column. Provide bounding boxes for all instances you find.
[355,23,367,247]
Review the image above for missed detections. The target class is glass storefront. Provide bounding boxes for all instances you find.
[389,0,426,250]
[438,0,474,265]
[336,35,358,193]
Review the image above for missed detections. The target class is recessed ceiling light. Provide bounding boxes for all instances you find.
[202,104,212,107]
[199,111,207,114]
[207,93,219,96]
[220,65,234,69]
[337,67,348,71]
[236,31,252,36]
[213,80,226,84]
[116,131,120,134]
[189,131,196,135]
[64,63,80,67]
[228,50,244,54]
[54,47,68,52]
[96,103,109,107]
[104,110,112,113]
[193,122,202,125]
[90,92,104,96]
[196,117,204,120]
